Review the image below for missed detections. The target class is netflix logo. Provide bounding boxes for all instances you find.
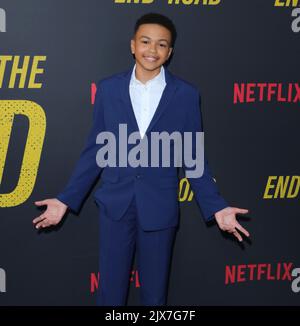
[233,83,300,104]
[90,269,140,293]
[225,262,293,284]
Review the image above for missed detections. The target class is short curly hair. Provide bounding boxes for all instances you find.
[134,13,177,48]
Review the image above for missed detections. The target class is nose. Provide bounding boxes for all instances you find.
[149,42,157,53]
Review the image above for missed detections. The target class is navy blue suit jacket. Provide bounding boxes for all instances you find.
[57,66,229,231]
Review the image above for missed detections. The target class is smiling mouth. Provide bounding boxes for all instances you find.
[143,56,159,62]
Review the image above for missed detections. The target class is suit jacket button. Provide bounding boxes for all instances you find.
[135,174,141,179]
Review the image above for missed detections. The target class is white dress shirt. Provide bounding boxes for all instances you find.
[129,64,166,139]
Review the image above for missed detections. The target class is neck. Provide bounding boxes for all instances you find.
[135,64,162,84]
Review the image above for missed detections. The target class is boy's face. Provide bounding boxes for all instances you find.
[131,23,173,74]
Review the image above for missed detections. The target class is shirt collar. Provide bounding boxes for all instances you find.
[130,64,166,87]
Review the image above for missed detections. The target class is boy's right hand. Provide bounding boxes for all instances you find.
[33,198,68,229]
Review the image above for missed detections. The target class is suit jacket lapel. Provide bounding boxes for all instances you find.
[144,68,177,137]
[120,65,178,137]
[120,66,140,133]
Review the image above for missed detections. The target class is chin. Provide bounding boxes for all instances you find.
[141,61,162,71]
[144,65,161,71]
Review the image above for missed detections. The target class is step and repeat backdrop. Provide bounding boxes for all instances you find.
[0,0,299,305]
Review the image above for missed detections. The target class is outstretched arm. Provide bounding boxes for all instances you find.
[184,88,250,242]
[33,82,105,229]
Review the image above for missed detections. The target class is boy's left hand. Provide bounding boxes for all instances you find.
[214,207,250,242]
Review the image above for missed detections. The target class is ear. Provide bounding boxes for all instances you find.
[130,39,135,55]
[167,47,173,59]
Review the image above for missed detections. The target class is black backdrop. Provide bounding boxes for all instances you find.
[0,0,300,305]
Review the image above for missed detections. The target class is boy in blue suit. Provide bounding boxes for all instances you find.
[33,13,250,306]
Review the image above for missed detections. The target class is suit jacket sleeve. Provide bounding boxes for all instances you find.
[56,81,104,213]
[183,88,229,222]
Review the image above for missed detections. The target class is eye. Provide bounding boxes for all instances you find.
[160,44,167,48]
[141,40,149,44]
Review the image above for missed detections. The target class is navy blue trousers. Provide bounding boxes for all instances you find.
[97,196,177,306]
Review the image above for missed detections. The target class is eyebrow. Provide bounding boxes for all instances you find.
[139,36,170,44]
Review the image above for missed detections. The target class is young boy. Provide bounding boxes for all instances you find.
[33,13,250,306]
